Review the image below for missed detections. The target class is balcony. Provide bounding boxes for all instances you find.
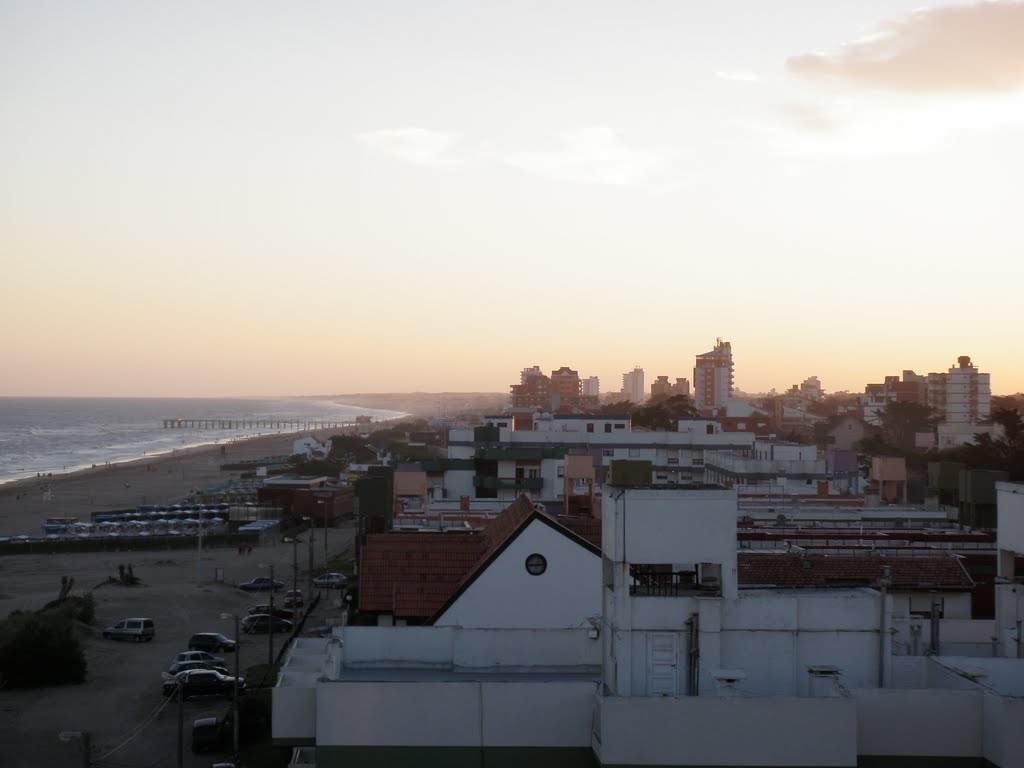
[628,566,720,597]
[473,476,544,491]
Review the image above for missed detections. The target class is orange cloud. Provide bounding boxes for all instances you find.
[788,1,1024,92]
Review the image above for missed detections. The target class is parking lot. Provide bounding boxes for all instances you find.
[0,526,353,768]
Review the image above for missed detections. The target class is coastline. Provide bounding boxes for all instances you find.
[0,429,338,537]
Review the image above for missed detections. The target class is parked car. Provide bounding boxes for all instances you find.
[312,572,348,589]
[102,617,155,642]
[283,589,304,608]
[236,577,284,592]
[174,650,227,668]
[247,604,292,620]
[162,669,243,700]
[163,660,229,680]
[241,614,293,635]
[188,632,237,653]
[191,716,226,754]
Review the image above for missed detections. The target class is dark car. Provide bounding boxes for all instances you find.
[283,589,304,608]
[188,632,237,653]
[312,572,348,589]
[164,660,228,680]
[191,716,225,754]
[174,650,226,667]
[247,604,293,620]
[162,669,243,700]
[241,614,293,635]
[237,577,284,592]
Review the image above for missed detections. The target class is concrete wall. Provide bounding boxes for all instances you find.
[603,487,737,597]
[997,481,1024,556]
[596,694,857,766]
[335,626,600,672]
[854,688,982,758]
[983,690,1024,768]
[274,682,317,741]
[314,680,597,747]
[435,518,601,629]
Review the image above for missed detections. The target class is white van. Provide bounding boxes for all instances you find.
[102,617,155,642]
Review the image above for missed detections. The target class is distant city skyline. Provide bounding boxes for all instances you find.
[3,2,1023,397]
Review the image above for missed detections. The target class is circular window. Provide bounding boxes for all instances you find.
[525,553,547,576]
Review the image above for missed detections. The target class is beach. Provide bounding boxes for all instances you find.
[0,430,338,537]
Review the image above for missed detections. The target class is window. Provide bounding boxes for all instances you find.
[525,553,547,575]
[604,423,612,433]
[557,465,564,478]
[706,424,715,435]
[614,423,625,429]
[667,458,678,465]
[603,449,614,457]
[586,423,594,433]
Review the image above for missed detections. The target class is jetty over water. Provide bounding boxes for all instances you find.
[162,418,357,430]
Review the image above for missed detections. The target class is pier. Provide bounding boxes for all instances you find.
[162,418,357,430]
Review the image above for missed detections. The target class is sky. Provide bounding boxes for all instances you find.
[2,1,1023,398]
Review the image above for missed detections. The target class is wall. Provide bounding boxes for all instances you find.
[314,680,597,747]
[596,694,857,766]
[335,626,600,672]
[982,690,1024,768]
[273,681,317,741]
[603,487,737,592]
[853,688,982,758]
[435,518,601,629]
[997,482,1024,555]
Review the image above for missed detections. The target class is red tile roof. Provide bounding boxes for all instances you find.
[738,552,974,591]
[359,495,539,620]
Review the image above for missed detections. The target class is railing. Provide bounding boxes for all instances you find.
[628,567,719,596]
[473,476,544,490]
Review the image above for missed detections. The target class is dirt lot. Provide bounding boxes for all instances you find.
[0,527,353,768]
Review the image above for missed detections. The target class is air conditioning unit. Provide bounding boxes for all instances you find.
[698,562,722,590]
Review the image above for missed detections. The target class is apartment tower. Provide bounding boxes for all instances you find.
[694,338,734,412]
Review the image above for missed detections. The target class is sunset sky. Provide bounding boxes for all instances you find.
[2,1,1022,398]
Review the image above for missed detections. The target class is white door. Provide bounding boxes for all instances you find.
[647,632,678,696]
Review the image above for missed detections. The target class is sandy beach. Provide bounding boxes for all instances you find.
[0,429,340,537]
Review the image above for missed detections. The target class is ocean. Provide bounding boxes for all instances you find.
[0,397,407,486]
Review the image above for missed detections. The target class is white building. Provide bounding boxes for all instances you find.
[274,486,1024,767]
[621,367,644,404]
[693,338,733,413]
[438,414,756,503]
[582,376,600,398]
[928,356,991,425]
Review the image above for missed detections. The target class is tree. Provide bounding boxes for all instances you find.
[878,401,939,452]
[630,395,698,431]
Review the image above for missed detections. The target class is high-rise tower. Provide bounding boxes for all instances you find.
[693,339,733,412]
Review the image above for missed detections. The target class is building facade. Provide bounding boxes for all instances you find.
[693,339,733,413]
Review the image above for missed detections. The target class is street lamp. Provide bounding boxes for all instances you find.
[220,612,241,755]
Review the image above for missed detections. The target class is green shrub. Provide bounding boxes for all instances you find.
[0,612,87,688]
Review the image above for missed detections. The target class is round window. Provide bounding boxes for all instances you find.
[525,553,547,576]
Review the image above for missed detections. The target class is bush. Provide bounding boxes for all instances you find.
[0,612,87,688]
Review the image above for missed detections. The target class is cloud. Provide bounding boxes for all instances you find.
[776,103,837,134]
[504,126,666,185]
[787,1,1024,92]
[716,70,763,83]
[355,128,463,167]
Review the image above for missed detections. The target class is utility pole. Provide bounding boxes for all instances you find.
[267,564,275,668]
[307,522,314,599]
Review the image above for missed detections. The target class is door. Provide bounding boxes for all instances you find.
[647,632,678,696]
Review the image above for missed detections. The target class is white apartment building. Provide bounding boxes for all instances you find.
[274,484,1024,767]
[582,375,600,398]
[927,356,991,425]
[621,367,644,403]
[436,414,757,503]
[693,338,733,412]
